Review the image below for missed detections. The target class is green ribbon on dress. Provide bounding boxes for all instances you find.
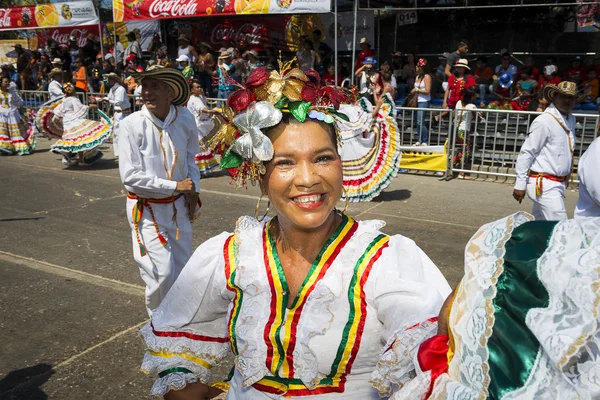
[487,221,557,399]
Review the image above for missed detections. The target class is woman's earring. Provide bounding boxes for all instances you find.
[255,194,270,222]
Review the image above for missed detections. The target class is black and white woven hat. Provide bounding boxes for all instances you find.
[130,65,189,106]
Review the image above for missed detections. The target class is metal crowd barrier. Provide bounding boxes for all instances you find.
[395,105,599,182]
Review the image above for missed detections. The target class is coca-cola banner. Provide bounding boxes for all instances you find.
[0,1,99,31]
[113,0,331,22]
[31,26,101,50]
[169,12,373,52]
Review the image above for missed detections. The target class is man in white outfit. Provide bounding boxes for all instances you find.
[48,68,64,101]
[119,66,201,315]
[102,73,130,160]
[575,137,600,218]
[513,81,578,220]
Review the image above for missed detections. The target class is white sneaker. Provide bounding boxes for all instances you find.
[518,133,526,138]
[405,127,413,133]
[421,142,428,146]
[414,142,421,146]
[479,118,487,124]
[576,122,583,129]
[500,118,508,124]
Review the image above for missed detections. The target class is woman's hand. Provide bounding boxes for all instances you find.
[410,88,417,94]
[164,382,223,400]
[442,101,447,109]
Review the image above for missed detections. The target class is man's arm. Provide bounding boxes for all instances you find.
[514,119,549,191]
[444,63,452,78]
[118,118,178,196]
[185,111,201,193]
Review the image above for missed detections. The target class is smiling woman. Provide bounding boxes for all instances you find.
[139,65,452,400]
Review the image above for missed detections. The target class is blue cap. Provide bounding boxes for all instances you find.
[363,57,377,65]
[498,72,513,89]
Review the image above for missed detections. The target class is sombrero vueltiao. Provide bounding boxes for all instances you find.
[130,65,189,106]
[543,81,585,103]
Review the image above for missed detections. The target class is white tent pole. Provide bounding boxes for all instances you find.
[351,0,358,83]
[334,0,338,85]
[97,7,104,59]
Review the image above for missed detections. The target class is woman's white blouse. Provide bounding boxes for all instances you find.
[141,215,451,398]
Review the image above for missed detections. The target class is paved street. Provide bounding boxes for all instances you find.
[0,138,579,399]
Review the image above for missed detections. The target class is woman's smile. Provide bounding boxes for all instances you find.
[291,192,327,209]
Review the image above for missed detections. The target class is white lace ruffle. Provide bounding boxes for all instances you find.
[141,352,209,396]
[370,318,438,397]
[232,216,273,388]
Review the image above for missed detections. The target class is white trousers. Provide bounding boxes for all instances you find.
[526,179,568,221]
[126,196,193,316]
[112,111,126,158]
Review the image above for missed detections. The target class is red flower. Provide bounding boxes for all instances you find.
[304,69,321,87]
[245,67,269,88]
[301,82,318,103]
[318,86,344,109]
[228,89,255,111]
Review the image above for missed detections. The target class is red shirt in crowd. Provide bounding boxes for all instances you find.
[447,74,476,108]
[563,67,585,82]
[322,72,342,86]
[355,48,375,71]
[537,76,561,89]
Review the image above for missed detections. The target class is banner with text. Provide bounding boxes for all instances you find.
[31,26,101,50]
[104,21,161,50]
[0,1,98,31]
[114,0,331,23]
[169,11,373,52]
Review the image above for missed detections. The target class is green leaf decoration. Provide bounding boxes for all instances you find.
[220,148,244,169]
[289,101,311,122]
[125,1,135,6]
[274,97,287,109]
[330,110,350,122]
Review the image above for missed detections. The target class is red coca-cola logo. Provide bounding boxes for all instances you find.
[149,0,198,18]
[210,23,264,46]
[0,9,12,28]
[50,28,91,47]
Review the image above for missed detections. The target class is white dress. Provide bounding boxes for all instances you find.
[575,137,600,218]
[0,88,35,155]
[338,93,402,202]
[140,214,451,398]
[187,95,218,177]
[51,96,112,156]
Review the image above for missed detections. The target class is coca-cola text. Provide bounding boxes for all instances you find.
[149,0,197,18]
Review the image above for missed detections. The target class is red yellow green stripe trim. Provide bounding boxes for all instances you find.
[148,350,212,370]
[224,235,242,355]
[253,234,389,396]
[264,214,357,378]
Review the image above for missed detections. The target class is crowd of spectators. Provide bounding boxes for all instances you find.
[2,32,600,112]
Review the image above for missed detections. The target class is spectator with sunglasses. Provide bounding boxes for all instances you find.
[495,52,518,80]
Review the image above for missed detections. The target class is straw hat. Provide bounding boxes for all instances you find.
[103,72,121,83]
[178,34,190,42]
[248,49,259,58]
[218,51,232,60]
[49,67,63,78]
[130,65,189,106]
[391,51,402,57]
[543,81,583,103]
[52,57,63,65]
[359,37,370,45]
[198,41,212,50]
[455,58,470,70]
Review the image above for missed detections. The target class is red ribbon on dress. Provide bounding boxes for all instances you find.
[417,334,450,399]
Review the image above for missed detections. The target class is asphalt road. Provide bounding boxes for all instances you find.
[0,138,580,399]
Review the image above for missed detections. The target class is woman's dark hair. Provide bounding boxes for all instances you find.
[264,113,338,152]
[462,87,477,105]
[128,32,136,41]
[521,66,532,76]
[75,57,88,67]
[191,79,201,87]
[417,60,431,77]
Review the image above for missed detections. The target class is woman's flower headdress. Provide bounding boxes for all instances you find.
[62,82,75,94]
[207,59,357,187]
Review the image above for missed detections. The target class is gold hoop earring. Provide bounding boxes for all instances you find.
[255,194,270,222]
[342,188,349,214]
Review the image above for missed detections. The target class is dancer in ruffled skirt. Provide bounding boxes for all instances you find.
[0,77,35,155]
[50,82,112,166]
[338,91,402,202]
[187,80,219,177]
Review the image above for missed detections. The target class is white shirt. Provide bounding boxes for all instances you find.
[186,94,214,139]
[124,40,142,66]
[115,42,125,64]
[119,105,201,199]
[53,96,88,122]
[48,80,63,101]
[178,46,194,64]
[106,82,130,111]
[455,100,477,132]
[514,104,575,191]
[495,64,518,76]
[575,137,600,218]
